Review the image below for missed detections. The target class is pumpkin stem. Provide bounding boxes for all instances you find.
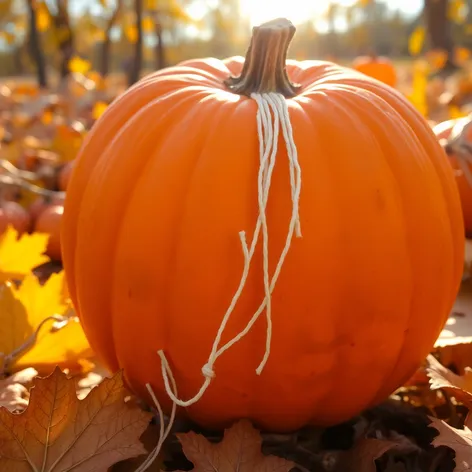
[225,18,300,97]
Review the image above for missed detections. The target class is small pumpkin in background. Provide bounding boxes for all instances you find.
[29,194,65,224]
[62,19,463,432]
[0,200,31,235]
[434,117,472,236]
[352,52,397,88]
[35,204,63,260]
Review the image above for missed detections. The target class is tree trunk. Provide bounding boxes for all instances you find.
[99,0,122,77]
[53,0,74,81]
[128,0,143,86]
[424,0,460,75]
[154,16,165,70]
[26,0,47,88]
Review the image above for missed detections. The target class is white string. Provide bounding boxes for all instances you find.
[157,91,302,408]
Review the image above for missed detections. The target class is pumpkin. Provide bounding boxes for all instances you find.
[434,117,472,236]
[35,204,63,261]
[352,54,397,88]
[29,194,65,223]
[0,201,31,234]
[62,18,464,432]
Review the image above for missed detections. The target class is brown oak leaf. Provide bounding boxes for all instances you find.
[430,416,472,471]
[0,366,152,471]
[173,419,295,472]
[335,438,406,472]
[426,354,472,408]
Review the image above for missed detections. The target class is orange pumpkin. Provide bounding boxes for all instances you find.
[0,201,31,234]
[434,117,472,236]
[35,205,63,261]
[352,54,397,88]
[62,19,464,432]
[29,194,65,223]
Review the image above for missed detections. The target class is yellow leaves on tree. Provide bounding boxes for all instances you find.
[143,16,154,33]
[35,1,51,32]
[125,24,138,43]
[449,0,467,24]
[0,368,152,471]
[0,226,49,282]
[68,56,92,75]
[408,26,425,57]
[0,270,93,374]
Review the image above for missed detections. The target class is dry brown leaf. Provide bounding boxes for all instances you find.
[426,354,472,408]
[0,366,152,471]
[335,438,404,472]
[174,419,295,472]
[430,416,472,471]
[0,367,37,412]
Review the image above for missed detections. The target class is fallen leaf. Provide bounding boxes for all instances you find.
[0,282,33,364]
[110,424,166,471]
[12,271,68,324]
[13,316,94,374]
[426,354,472,408]
[430,416,472,471]
[0,226,50,281]
[13,272,92,372]
[173,419,295,472]
[0,367,37,412]
[336,438,406,472]
[0,367,152,471]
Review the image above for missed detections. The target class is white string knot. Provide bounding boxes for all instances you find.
[202,363,216,379]
[157,91,302,409]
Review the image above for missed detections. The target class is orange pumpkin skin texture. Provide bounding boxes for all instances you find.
[62,23,464,432]
[434,119,472,236]
[352,55,397,88]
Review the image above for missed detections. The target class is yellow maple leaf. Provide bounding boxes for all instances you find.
[14,317,94,372]
[0,282,31,359]
[69,56,91,75]
[409,26,425,56]
[0,226,50,282]
[12,272,68,326]
[12,272,93,371]
[0,271,93,373]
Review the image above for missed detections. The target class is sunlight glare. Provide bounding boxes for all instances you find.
[238,0,355,27]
